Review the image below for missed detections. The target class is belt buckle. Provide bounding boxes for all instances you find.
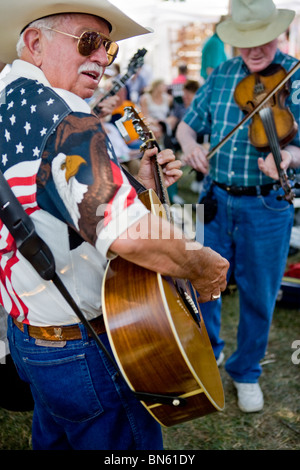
[224,185,237,194]
[54,327,63,340]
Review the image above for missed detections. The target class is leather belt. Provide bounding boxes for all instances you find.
[13,315,106,341]
[214,181,275,196]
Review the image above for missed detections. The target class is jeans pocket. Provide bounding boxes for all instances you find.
[260,191,293,212]
[23,353,103,423]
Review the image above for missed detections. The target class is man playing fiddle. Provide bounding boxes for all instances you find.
[177,0,300,413]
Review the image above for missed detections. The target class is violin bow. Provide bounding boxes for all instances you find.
[206,60,300,161]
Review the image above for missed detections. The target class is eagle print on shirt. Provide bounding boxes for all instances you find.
[37,113,134,246]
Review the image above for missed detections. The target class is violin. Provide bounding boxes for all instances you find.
[205,60,300,203]
[234,64,297,203]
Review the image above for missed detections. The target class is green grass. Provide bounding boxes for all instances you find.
[0,409,32,450]
[1,289,298,451]
[162,290,300,450]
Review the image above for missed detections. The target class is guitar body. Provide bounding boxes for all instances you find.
[102,189,225,427]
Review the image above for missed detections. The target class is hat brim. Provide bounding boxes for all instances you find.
[0,0,151,63]
[216,9,294,48]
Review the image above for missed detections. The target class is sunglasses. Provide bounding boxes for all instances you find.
[42,26,119,65]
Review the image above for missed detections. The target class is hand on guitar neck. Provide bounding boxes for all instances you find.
[93,95,120,118]
[137,146,183,191]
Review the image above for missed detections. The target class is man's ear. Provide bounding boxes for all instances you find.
[22,28,44,66]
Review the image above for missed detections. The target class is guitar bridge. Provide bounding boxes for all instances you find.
[183,291,199,316]
[175,283,200,326]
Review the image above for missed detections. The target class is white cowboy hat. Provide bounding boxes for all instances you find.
[217,0,295,48]
[0,0,151,63]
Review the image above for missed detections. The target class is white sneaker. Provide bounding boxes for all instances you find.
[233,381,264,413]
[216,351,225,366]
[190,181,203,193]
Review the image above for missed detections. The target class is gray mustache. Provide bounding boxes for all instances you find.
[78,63,103,76]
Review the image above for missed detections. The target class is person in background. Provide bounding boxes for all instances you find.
[127,65,149,104]
[168,80,205,195]
[172,63,188,85]
[139,78,180,201]
[197,18,228,192]
[171,63,188,105]
[0,0,228,450]
[167,79,203,202]
[167,79,200,131]
[176,0,300,413]
[139,78,173,145]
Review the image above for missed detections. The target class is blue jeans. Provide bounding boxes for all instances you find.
[7,316,163,450]
[197,182,294,383]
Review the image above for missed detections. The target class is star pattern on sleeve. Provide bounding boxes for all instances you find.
[0,79,68,168]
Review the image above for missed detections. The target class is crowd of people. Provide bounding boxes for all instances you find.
[0,0,299,451]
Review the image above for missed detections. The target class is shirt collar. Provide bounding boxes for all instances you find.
[8,60,52,87]
[0,58,92,115]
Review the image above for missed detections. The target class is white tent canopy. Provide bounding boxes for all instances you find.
[110,0,300,22]
[109,0,300,82]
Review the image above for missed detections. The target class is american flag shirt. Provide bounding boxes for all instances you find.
[0,60,148,326]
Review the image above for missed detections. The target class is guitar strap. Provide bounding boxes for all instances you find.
[121,165,147,194]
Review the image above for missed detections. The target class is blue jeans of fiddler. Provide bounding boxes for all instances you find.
[7,316,163,450]
[197,183,294,383]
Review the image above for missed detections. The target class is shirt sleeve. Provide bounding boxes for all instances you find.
[36,112,149,259]
[182,77,213,135]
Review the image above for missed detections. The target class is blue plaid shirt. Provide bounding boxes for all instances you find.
[183,49,300,186]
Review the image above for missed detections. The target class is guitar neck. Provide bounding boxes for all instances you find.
[151,151,172,222]
[91,48,147,115]
[115,105,173,220]
[93,73,131,113]
[153,157,170,204]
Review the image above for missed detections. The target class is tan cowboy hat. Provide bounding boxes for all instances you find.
[217,0,295,48]
[0,0,151,63]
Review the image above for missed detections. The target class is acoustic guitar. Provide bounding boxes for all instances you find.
[102,107,224,427]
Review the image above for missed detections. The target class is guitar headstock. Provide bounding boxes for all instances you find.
[127,49,147,75]
[115,107,169,207]
[116,106,156,150]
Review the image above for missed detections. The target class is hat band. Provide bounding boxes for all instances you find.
[233,10,278,32]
